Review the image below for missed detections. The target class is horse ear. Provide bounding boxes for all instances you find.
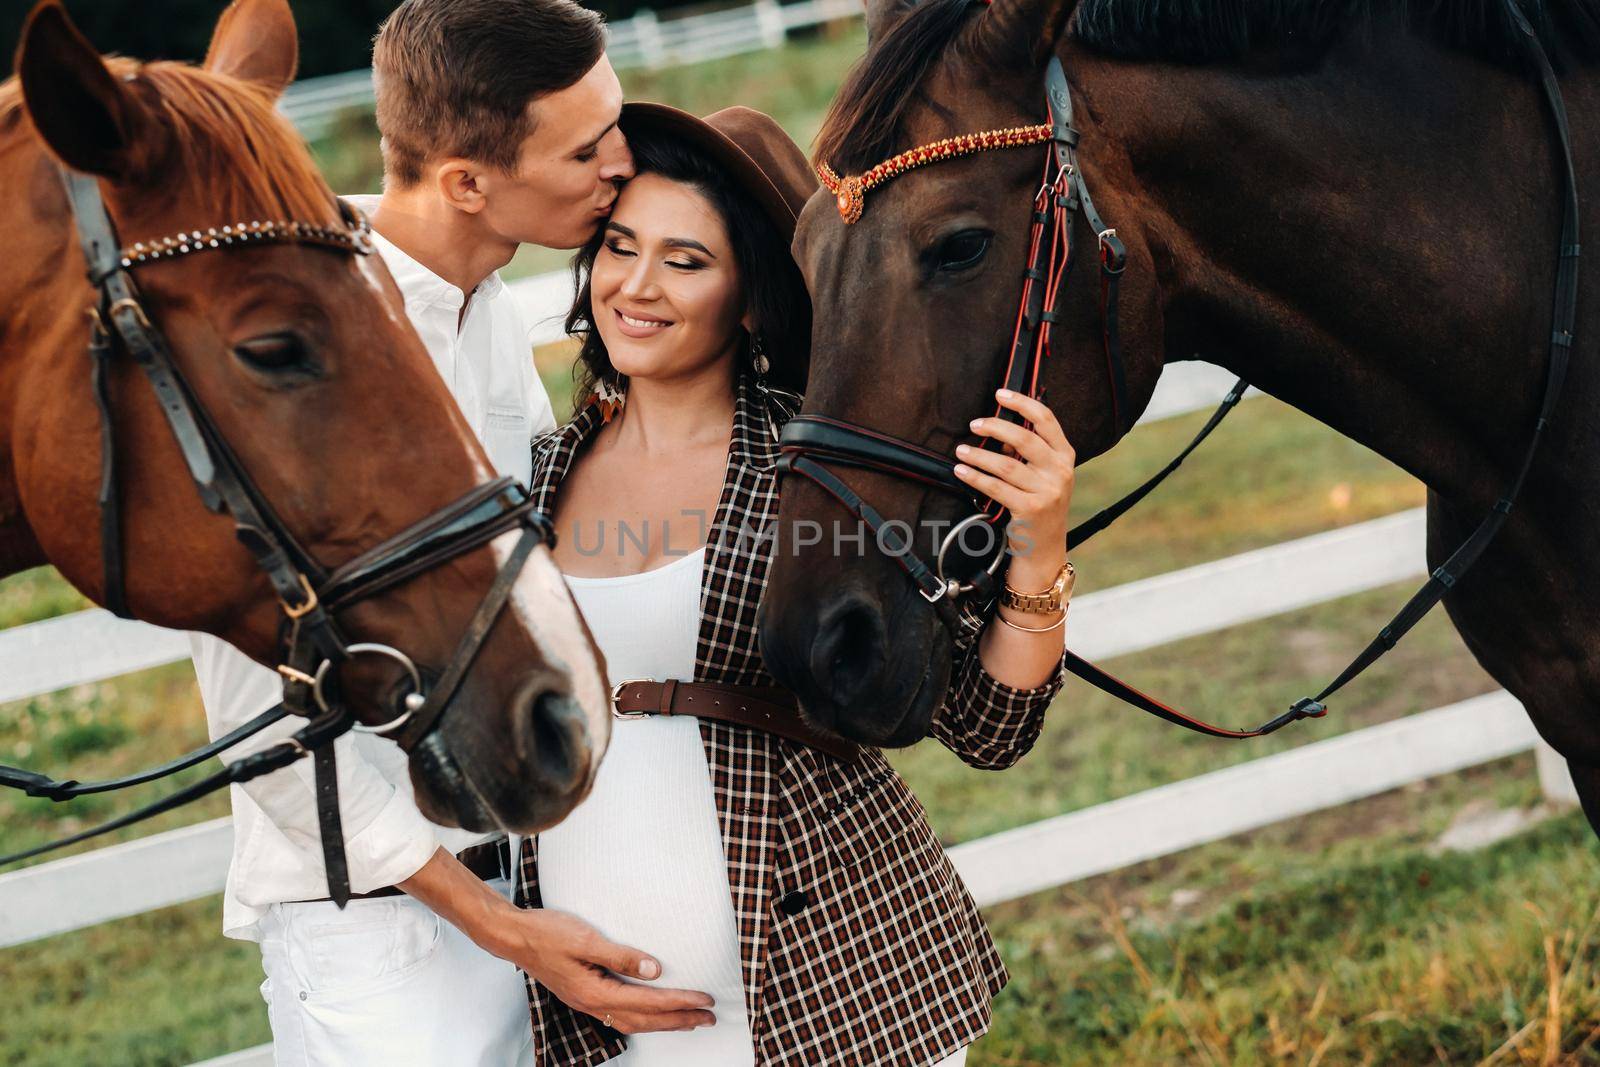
[204,0,299,98]
[864,0,917,42]
[16,1,151,180]
[975,0,1077,66]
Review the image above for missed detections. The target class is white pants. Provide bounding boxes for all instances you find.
[257,878,533,1067]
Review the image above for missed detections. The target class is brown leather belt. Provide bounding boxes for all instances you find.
[290,837,512,903]
[611,680,861,763]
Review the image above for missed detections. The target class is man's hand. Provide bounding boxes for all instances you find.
[494,907,718,1034]
[398,848,716,1034]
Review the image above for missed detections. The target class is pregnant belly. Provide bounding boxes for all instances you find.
[536,716,749,1026]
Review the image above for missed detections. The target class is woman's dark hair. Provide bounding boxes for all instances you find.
[566,126,812,408]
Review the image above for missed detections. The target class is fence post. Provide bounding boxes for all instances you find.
[1535,738,1581,807]
[755,0,787,50]
[631,8,667,70]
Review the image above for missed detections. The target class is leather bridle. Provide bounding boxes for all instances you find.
[779,0,1578,740]
[785,56,1129,627]
[0,169,556,903]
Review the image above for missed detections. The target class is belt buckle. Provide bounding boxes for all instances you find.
[610,678,655,719]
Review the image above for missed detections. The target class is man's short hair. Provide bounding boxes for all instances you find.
[372,0,607,187]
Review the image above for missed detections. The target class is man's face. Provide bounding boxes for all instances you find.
[479,57,634,250]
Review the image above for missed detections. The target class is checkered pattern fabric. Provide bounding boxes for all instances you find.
[515,374,1067,1066]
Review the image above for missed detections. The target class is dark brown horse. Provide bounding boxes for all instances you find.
[0,0,609,833]
[759,0,1600,827]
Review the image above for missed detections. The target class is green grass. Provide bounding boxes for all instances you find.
[1066,390,1425,589]
[976,806,1600,1066]
[0,663,227,863]
[1,900,269,1067]
[0,568,89,629]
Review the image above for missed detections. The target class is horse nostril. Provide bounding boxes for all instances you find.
[522,689,588,795]
[809,599,886,710]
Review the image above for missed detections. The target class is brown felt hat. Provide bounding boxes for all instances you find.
[619,102,817,240]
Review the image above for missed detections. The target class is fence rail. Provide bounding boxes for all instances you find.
[1,497,1436,948]
[0,370,1572,1067]
[278,0,865,139]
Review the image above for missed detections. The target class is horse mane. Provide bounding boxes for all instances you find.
[1073,0,1600,65]
[815,0,1600,171]
[0,56,338,226]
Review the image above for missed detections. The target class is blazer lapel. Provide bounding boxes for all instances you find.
[527,396,604,518]
[695,374,790,1028]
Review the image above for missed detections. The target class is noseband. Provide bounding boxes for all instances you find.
[782,57,1128,626]
[778,0,1578,741]
[0,170,555,903]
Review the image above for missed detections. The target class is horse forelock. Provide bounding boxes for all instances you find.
[813,0,986,174]
[0,57,338,228]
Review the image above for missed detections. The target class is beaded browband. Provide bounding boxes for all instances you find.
[817,123,1052,225]
[118,216,375,269]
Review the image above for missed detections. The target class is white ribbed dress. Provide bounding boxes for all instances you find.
[540,546,755,1065]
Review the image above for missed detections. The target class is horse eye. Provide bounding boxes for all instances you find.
[234,333,309,372]
[935,230,991,273]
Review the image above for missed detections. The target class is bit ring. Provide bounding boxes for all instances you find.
[312,643,426,735]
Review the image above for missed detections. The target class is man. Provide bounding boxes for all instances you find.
[190,2,711,1062]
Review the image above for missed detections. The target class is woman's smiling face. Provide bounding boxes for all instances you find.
[591,172,748,382]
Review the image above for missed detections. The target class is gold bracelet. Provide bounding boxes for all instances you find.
[997,609,1067,633]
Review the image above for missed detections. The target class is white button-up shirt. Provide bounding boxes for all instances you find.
[191,203,558,939]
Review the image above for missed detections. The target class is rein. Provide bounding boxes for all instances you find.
[780,0,1578,740]
[0,170,554,901]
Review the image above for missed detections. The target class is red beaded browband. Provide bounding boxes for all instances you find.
[817,124,1053,225]
[118,217,375,269]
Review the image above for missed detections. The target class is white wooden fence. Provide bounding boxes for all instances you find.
[279,0,866,139]
[0,364,1573,1067]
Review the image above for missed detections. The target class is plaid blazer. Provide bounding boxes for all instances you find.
[515,372,1067,1066]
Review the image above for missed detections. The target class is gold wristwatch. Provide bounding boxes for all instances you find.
[1000,560,1075,613]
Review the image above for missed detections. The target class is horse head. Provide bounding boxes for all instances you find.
[760,0,1170,744]
[0,0,610,834]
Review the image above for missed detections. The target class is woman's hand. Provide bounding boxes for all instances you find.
[399,848,714,1033]
[490,907,717,1034]
[953,388,1077,581]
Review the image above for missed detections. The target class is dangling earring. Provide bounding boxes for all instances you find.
[591,374,626,424]
[749,330,781,441]
[751,331,771,381]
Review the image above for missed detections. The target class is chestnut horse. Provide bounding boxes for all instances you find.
[759,0,1600,829]
[0,0,608,834]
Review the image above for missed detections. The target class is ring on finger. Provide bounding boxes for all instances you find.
[603,1013,614,1028]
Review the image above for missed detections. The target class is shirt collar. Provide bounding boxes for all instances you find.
[342,193,505,311]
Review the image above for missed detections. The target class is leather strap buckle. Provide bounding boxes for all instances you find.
[107,296,152,332]
[279,573,320,620]
[610,679,655,719]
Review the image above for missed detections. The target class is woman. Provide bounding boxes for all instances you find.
[514,103,1077,1066]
